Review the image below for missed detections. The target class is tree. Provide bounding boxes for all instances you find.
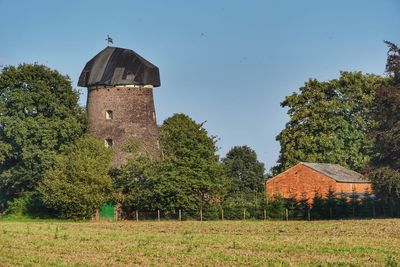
[274,71,383,174]
[111,153,154,218]
[148,113,228,212]
[267,194,285,219]
[311,190,327,219]
[222,146,265,216]
[370,42,400,170]
[325,187,337,219]
[38,136,113,219]
[0,64,85,210]
[368,41,400,206]
[223,146,265,194]
[296,193,310,219]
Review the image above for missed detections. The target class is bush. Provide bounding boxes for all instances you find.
[5,192,56,218]
[38,136,113,219]
[5,193,32,217]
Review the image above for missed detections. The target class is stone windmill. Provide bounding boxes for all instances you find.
[78,46,161,166]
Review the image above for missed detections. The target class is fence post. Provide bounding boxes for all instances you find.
[114,205,118,222]
[263,209,267,220]
[329,207,333,219]
[95,208,100,221]
[179,209,182,221]
[135,210,139,222]
[285,208,288,221]
[157,210,160,221]
[243,208,246,220]
[200,208,203,221]
[221,208,224,220]
[308,208,311,221]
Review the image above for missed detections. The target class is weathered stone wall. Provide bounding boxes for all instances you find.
[86,86,161,166]
[266,163,372,202]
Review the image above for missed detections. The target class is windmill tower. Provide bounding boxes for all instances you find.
[78,46,161,166]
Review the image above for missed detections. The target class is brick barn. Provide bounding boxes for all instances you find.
[266,162,373,202]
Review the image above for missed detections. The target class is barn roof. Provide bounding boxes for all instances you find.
[78,46,160,87]
[301,162,368,183]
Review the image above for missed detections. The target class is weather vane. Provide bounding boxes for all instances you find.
[106,35,113,46]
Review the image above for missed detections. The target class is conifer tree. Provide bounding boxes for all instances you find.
[368,41,400,208]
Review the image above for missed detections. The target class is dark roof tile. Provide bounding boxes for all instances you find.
[301,162,369,183]
[78,47,160,87]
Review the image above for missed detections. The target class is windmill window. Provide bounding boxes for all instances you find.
[105,139,113,148]
[105,110,113,120]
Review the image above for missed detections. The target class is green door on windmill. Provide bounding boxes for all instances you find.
[99,203,114,219]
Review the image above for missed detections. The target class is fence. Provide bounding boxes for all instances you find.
[109,201,399,221]
[129,209,266,221]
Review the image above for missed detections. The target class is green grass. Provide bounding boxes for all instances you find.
[0,219,399,266]
[0,216,68,223]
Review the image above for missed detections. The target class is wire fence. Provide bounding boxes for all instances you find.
[108,202,399,222]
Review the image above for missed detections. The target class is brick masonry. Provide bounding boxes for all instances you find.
[266,163,372,202]
[86,86,161,166]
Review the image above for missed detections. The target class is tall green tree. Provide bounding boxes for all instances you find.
[368,41,400,203]
[148,113,228,212]
[222,146,265,194]
[220,146,266,218]
[274,71,383,174]
[0,64,85,210]
[38,136,113,219]
[111,153,154,218]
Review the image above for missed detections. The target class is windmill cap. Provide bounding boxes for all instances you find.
[78,46,160,87]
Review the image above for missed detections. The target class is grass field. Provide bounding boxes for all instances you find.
[0,219,399,266]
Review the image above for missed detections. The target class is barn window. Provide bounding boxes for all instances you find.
[105,139,113,148]
[105,110,113,120]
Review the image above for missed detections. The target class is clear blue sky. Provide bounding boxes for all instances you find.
[0,0,399,171]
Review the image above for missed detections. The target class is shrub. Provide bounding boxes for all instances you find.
[38,136,113,219]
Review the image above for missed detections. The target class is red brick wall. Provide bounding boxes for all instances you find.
[87,86,161,166]
[266,163,372,202]
[336,182,372,194]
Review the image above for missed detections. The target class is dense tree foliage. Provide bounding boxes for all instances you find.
[111,154,154,217]
[114,114,228,215]
[159,114,218,162]
[223,146,265,194]
[274,71,384,174]
[198,146,266,219]
[368,41,400,204]
[38,136,113,219]
[145,114,227,211]
[0,64,85,210]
